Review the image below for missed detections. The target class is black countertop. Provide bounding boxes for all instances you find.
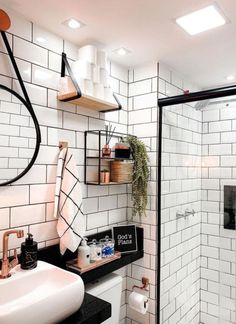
[59,293,111,324]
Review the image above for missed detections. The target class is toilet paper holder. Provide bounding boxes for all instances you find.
[132,277,149,292]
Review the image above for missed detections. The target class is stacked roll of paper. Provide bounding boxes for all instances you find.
[97,50,107,69]
[84,80,94,96]
[104,87,114,103]
[100,68,109,87]
[92,66,100,84]
[78,45,97,65]
[71,60,92,80]
[75,45,112,100]
[94,83,104,100]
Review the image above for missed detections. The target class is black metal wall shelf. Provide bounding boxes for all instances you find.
[84,130,135,185]
[57,53,122,113]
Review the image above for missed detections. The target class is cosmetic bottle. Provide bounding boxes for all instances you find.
[20,233,38,270]
[78,238,90,267]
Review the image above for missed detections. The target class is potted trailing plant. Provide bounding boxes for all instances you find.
[122,135,149,217]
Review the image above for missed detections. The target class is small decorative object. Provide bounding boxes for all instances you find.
[102,144,111,157]
[89,239,99,263]
[115,142,131,159]
[99,236,115,258]
[113,225,137,254]
[122,136,149,218]
[110,160,133,183]
[102,125,116,157]
[100,169,110,183]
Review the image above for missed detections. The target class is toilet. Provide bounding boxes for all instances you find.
[85,273,123,324]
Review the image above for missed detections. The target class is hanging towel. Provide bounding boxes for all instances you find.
[54,147,85,255]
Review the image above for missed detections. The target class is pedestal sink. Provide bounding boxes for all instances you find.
[0,261,84,324]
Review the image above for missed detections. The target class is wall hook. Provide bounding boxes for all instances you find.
[132,277,149,291]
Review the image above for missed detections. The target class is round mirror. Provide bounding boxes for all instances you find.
[0,85,41,186]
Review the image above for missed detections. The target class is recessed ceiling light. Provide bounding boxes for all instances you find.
[36,37,45,43]
[63,18,85,30]
[225,75,235,81]
[114,47,131,56]
[176,5,226,35]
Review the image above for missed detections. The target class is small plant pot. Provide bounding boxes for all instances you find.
[115,143,131,159]
[100,171,110,183]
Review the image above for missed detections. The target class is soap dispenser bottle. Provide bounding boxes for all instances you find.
[77,238,90,268]
[21,233,38,270]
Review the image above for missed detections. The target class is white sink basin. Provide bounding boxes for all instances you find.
[0,260,84,324]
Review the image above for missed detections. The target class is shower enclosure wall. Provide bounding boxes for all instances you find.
[158,64,236,324]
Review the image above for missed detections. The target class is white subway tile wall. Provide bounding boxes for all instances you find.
[1,9,235,324]
[127,62,158,324]
[0,9,129,323]
[202,103,236,324]
[159,62,202,324]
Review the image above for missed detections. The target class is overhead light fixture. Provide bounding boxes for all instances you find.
[113,47,131,56]
[225,75,235,81]
[36,37,45,43]
[176,5,226,35]
[63,18,85,30]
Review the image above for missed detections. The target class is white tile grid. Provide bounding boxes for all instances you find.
[158,62,202,324]
[126,64,158,324]
[201,105,236,324]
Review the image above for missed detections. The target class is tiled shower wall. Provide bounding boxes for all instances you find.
[126,62,158,324]
[201,102,236,324]
[0,8,128,323]
[159,63,202,324]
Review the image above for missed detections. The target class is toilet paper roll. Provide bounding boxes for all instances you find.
[84,79,94,96]
[100,68,109,87]
[104,87,114,103]
[94,83,104,100]
[92,66,100,84]
[78,45,97,65]
[72,60,92,80]
[97,50,107,69]
[74,77,85,93]
[128,291,149,315]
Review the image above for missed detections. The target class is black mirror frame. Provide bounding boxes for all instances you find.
[0,84,41,186]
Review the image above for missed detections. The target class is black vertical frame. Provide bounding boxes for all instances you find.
[156,103,162,324]
[157,84,236,324]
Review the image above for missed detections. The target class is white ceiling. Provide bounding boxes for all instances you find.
[1,0,236,88]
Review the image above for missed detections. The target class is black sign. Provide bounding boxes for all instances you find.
[113,225,137,254]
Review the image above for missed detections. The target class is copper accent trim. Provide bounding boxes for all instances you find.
[0,230,24,279]
[132,276,149,291]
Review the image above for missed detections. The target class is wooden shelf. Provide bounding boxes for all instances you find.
[58,92,119,112]
[87,156,133,161]
[86,181,132,186]
[66,252,121,274]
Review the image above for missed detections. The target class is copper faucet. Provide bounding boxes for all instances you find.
[0,230,24,279]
